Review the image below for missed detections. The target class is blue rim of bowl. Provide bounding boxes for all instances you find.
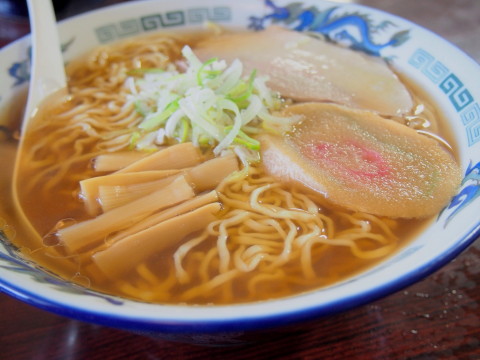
[1,0,480,335]
[1,222,479,334]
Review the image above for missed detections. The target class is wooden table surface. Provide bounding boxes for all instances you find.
[1,1,479,359]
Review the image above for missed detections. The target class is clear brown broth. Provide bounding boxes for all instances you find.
[0,32,451,305]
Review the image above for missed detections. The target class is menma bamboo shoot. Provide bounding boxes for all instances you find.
[117,142,203,173]
[92,202,221,278]
[58,175,194,252]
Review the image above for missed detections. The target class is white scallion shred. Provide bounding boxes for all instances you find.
[125,45,298,159]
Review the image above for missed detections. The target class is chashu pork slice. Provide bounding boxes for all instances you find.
[195,26,413,116]
[259,103,461,218]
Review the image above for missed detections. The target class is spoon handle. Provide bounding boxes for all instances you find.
[24,0,67,126]
[10,0,68,242]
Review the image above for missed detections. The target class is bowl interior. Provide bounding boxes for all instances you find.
[0,0,479,333]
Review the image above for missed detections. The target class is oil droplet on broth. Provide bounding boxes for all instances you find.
[43,218,77,246]
[42,232,60,246]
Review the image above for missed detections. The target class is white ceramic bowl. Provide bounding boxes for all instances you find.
[1,0,479,345]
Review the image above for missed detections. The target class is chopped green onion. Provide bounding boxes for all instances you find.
[139,99,179,131]
[224,126,260,150]
[235,130,260,150]
[129,131,141,150]
[179,117,190,143]
[197,57,218,86]
[228,69,257,105]
[134,100,149,116]
[125,45,298,160]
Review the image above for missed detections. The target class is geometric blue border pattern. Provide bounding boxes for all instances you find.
[94,6,232,43]
[409,48,479,146]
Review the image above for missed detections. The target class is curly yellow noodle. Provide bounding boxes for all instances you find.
[165,162,400,303]
[12,31,439,305]
[199,247,220,284]
[174,232,209,284]
[180,269,240,302]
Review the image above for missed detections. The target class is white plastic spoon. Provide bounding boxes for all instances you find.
[22,0,67,126]
[12,0,68,240]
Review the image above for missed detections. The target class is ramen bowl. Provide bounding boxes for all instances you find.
[0,0,479,345]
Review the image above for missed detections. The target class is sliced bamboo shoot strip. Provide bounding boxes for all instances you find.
[92,202,221,278]
[99,177,177,212]
[186,153,239,192]
[80,170,181,215]
[95,154,237,213]
[93,151,149,172]
[117,142,203,173]
[58,175,195,253]
[108,190,219,244]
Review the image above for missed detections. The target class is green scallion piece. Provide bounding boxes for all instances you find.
[228,69,257,105]
[129,131,141,150]
[197,57,218,86]
[139,100,179,131]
